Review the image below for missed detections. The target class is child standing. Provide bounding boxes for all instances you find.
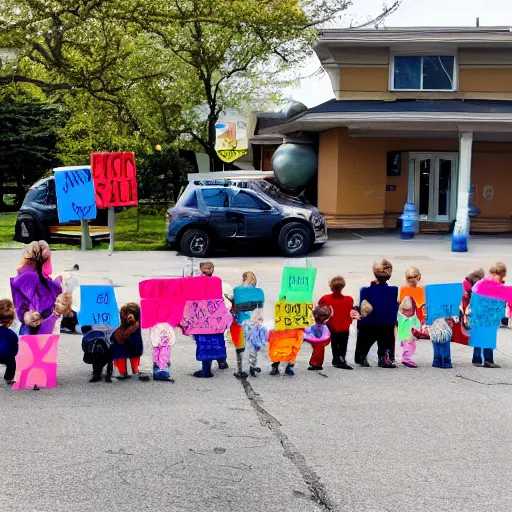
[303,306,332,371]
[399,266,426,324]
[0,299,18,384]
[318,276,355,370]
[354,258,399,368]
[397,296,421,368]
[111,303,145,380]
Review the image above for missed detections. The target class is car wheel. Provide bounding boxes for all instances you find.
[179,229,212,257]
[278,222,312,257]
[14,214,41,243]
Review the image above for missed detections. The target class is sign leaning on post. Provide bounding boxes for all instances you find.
[54,166,97,250]
[90,152,139,254]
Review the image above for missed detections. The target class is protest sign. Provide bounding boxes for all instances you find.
[469,293,505,329]
[54,167,97,223]
[181,299,233,335]
[280,266,317,303]
[425,283,463,323]
[139,279,184,328]
[12,335,59,390]
[274,302,314,331]
[91,152,138,208]
[77,285,120,327]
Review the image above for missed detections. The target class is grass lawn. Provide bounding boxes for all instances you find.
[0,208,168,251]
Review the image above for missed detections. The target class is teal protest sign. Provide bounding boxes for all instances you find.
[54,167,97,223]
[77,285,120,328]
[279,266,317,303]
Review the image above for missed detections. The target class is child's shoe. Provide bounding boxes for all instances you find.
[285,364,295,376]
[89,374,102,383]
[484,361,501,368]
[337,358,354,370]
[307,365,322,371]
[270,363,280,375]
[193,370,213,378]
[402,361,417,368]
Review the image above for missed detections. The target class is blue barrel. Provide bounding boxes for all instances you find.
[400,202,418,240]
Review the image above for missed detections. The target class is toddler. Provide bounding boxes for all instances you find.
[0,299,18,384]
[397,296,421,368]
[304,306,333,371]
[399,266,426,324]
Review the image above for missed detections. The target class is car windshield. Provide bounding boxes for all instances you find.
[250,179,310,207]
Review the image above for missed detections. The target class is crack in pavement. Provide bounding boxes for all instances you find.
[240,378,336,512]
[456,374,512,385]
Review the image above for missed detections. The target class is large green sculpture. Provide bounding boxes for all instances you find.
[272,144,318,191]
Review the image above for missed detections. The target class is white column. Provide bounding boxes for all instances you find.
[323,65,341,100]
[452,132,473,252]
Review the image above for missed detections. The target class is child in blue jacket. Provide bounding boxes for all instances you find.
[0,299,19,384]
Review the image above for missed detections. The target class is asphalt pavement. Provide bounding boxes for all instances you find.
[1,234,512,512]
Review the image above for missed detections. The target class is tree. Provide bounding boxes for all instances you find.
[0,0,401,170]
[0,92,66,206]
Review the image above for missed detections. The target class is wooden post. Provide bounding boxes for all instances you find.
[108,207,115,255]
[81,220,93,251]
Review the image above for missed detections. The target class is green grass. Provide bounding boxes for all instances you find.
[0,208,168,251]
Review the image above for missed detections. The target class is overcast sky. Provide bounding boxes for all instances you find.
[290,0,512,107]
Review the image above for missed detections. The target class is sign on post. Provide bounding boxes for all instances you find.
[54,167,97,223]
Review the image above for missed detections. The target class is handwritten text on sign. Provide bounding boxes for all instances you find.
[280,267,317,303]
[91,152,138,208]
[54,167,97,223]
[425,283,463,323]
[274,302,314,331]
[469,293,506,329]
[78,285,120,328]
[181,299,233,335]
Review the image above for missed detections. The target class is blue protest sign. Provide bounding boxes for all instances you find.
[77,285,120,328]
[54,167,97,223]
[425,283,463,323]
[468,326,499,349]
[469,293,505,329]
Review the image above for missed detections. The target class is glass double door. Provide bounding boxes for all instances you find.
[409,153,458,222]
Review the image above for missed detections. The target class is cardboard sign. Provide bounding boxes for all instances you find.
[268,329,303,362]
[469,293,505,329]
[139,276,224,329]
[54,167,97,223]
[274,302,314,331]
[78,285,120,328]
[91,152,138,208]
[468,326,498,350]
[181,299,233,335]
[425,283,462,323]
[280,267,317,303]
[215,116,248,163]
[12,335,59,390]
[139,279,184,328]
[195,333,227,361]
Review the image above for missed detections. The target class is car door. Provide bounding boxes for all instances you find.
[229,190,275,238]
[200,187,238,238]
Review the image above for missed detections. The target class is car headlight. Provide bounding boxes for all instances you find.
[312,212,324,229]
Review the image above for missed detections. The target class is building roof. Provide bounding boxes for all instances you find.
[258,99,512,137]
[316,26,512,47]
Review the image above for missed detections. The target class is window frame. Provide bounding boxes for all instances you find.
[230,190,272,211]
[389,53,458,92]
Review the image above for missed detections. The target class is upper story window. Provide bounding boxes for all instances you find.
[392,56,455,91]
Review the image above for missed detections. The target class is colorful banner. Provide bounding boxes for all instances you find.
[13,335,59,390]
[91,152,138,208]
[54,167,97,223]
[469,293,505,329]
[425,283,462,323]
[139,276,224,329]
[280,266,317,303]
[274,302,314,331]
[77,285,120,328]
[181,299,233,335]
[215,116,248,163]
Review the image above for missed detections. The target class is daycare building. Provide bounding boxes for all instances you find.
[254,27,512,233]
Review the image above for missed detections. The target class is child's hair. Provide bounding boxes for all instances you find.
[313,305,332,324]
[120,302,140,327]
[373,257,393,282]
[0,299,15,328]
[200,261,215,276]
[329,275,346,291]
[465,268,485,285]
[405,266,421,280]
[242,271,257,286]
[490,262,507,279]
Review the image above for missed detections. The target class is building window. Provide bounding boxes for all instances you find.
[393,56,455,91]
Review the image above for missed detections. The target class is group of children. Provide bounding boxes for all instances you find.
[0,247,510,385]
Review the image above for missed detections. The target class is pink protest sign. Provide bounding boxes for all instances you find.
[139,276,224,329]
[12,334,59,390]
[181,299,233,335]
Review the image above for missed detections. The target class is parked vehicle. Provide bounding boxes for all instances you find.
[14,176,108,244]
[166,172,328,257]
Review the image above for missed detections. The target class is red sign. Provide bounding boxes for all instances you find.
[91,152,138,208]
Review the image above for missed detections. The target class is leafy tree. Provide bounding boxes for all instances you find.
[0,0,401,170]
[0,92,66,206]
